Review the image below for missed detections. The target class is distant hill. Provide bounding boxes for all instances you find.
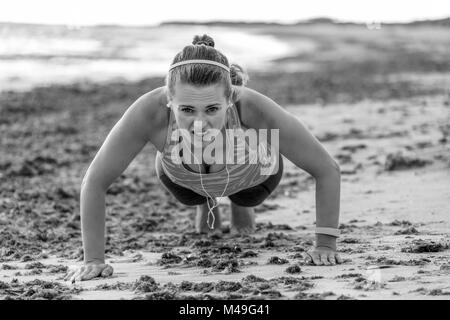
[159,16,450,27]
[403,17,450,27]
[1,16,449,29]
[159,20,285,27]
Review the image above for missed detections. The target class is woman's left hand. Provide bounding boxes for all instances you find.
[304,246,342,266]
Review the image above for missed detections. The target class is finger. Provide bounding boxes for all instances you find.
[76,269,93,282]
[311,253,323,266]
[67,265,80,278]
[73,271,84,282]
[101,265,114,277]
[64,269,75,281]
[81,267,98,281]
[73,266,86,282]
[69,266,84,281]
[320,254,330,266]
[303,253,313,265]
[328,254,336,265]
[69,268,83,283]
[335,253,343,264]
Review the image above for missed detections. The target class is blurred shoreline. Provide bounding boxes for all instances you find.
[3,15,449,28]
[0,23,294,92]
[2,18,450,94]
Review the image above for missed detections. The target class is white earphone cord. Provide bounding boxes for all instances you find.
[188,119,232,230]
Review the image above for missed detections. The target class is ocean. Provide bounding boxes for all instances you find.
[0,23,297,92]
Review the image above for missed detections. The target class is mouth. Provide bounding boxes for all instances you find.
[191,130,208,137]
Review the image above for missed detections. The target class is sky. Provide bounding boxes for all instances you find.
[1,0,449,26]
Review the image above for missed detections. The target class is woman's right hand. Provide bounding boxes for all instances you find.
[64,262,114,282]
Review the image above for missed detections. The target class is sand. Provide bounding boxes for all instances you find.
[1,93,449,300]
[1,23,449,300]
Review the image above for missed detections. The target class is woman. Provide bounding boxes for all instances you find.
[65,34,342,282]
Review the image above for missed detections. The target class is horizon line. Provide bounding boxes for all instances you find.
[1,15,449,28]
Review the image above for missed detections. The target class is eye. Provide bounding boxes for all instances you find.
[207,107,219,113]
[181,107,194,113]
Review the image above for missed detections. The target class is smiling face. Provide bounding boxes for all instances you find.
[168,82,231,142]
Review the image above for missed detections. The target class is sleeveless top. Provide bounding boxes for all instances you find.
[157,101,279,198]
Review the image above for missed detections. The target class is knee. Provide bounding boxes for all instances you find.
[177,196,207,206]
[169,190,207,206]
[230,197,265,207]
[157,172,206,206]
[229,188,269,207]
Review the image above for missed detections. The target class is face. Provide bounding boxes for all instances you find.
[168,82,231,144]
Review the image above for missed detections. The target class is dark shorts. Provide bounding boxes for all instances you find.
[155,153,284,207]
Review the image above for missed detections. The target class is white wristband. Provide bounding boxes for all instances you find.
[315,227,340,238]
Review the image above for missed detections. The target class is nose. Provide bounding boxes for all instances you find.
[192,118,209,132]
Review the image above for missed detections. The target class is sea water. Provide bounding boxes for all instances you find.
[0,23,300,92]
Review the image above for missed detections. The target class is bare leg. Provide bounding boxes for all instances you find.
[195,197,222,234]
[230,201,256,235]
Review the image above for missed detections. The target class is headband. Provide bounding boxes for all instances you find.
[169,59,230,73]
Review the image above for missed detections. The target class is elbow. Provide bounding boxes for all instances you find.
[81,173,93,190]
[81,174,107,193]
[313,158,341,180]
[81,175,89,191]
[330,158,341,177]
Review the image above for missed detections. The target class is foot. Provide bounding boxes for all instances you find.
[195,198,222,234]
[230,202,256,235]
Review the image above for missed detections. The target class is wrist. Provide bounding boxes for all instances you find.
[84,257,105,265]
[315,233,337,251]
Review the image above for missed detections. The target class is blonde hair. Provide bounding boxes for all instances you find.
[165,34,249,103]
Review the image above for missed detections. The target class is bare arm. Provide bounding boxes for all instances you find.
[241,88,341,250]
[80,90,162,264]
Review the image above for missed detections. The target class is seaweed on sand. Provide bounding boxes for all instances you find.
[401,240,449,253]
[0,279,82,300]
[132,275,159,293]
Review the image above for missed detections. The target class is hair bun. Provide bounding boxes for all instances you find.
[230,63,249,86]
[192,34,215,47]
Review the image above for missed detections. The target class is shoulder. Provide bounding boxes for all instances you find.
[132,86,168,120]
[124,86,169,151]
[235,86,291,130]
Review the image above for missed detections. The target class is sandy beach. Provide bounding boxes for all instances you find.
[1,22,449,300]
